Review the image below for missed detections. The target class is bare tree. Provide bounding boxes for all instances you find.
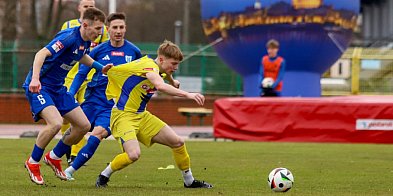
[2,0,18,41]
[30,0,38,39]
[44,0,55,38]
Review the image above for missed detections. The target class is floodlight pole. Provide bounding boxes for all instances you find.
[174,20,183,46]
[109,0,116,14]
[183,0,190,44]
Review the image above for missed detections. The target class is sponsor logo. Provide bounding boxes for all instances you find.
[111,51,124,56]
[60,63,73,71]
[82,153,89,158]
[102,55,110,61]
[356,119,393,131]
[141,84,156,94]
[51,40,64,53]
[143,67,156,71]
[125,55,133,63]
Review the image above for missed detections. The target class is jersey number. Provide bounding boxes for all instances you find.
[37,95,46,105]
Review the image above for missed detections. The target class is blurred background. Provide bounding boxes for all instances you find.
[1,0,393,96]
[0,0,244,96]
[1,0,393,125]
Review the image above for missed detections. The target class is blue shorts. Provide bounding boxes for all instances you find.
[24,86,79,122]
[81,101,111,136]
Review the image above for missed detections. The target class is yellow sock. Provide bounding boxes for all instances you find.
[60,123,70,135]
[71,137,87,156]
[172,144,191,171]
[110,152,133,171]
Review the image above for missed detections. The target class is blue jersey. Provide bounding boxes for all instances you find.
[69,40,142,108]
[23,27,90,91]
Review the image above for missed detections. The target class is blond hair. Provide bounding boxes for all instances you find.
[157,40,183,61]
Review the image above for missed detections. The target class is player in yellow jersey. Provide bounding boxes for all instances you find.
[60,0,109,165]
[95,41,213,188]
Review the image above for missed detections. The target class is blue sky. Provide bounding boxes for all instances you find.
[201,0,360,19]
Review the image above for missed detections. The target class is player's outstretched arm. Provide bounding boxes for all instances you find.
[165,74,180,88]
[79,54,113,74]
[69,64,92,96]
[146,72,205,106]
[29,48,52,93]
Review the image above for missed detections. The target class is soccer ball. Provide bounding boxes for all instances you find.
[268,168,294,192]
[262,77,274,88]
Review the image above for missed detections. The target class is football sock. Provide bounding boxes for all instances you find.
[182,169,195,186]
[60,123,70,135]
[172,144,191,170]
[71,136,87,157]
[65,166,75,174]
[65,149,71,161]
[71,136,101,171]
[110,152,133,172]
[30,144,44,163]
[101,164,114,178]
[52,140,71,159]
[60,125,72,160]
[172,144,194,185]
[50,150,60,160]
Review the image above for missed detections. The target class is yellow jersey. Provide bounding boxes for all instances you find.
[61,19,109,80]
[106,56,161,113]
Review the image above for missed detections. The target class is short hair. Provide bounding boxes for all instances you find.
[79,0,95,5]
[157,40,183,61]
[82,7,106,23]
[106,12,126,26]
[266,39,280,49]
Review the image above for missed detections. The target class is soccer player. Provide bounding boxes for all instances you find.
[23,8,112,185]
[260,39,286,97]
[63,12,142,180]
[95,40,213,189]
[60,0,109,165]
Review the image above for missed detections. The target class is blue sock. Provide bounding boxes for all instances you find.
[53,140,71,158]
[71,136,101,170]
[31,144,44,162]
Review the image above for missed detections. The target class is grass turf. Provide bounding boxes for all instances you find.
[0,138,392,195]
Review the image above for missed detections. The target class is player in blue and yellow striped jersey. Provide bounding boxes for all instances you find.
[63,13,142,180]
[60,0,109,164]
[95,41,213,188]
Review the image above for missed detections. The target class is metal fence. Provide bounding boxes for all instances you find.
[323,47,393,96]
[0,41,243,95]
[2,40,393,96]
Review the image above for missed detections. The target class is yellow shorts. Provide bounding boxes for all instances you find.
[64,77,89,103]
[110,108,167,147]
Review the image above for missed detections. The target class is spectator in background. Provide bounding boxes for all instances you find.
[260,39,286,97]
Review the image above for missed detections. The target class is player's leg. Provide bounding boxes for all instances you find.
[65,104,111,179]
[152,125,213,188]
[26,105,63,185]
[44,105,90,181]
[62,77,86,164]
[65,125,109,180]
[69,83,88,160]
[96,139,140,187]
[96,109,140,187]
[23,88,62,185]
[60,119,72,164]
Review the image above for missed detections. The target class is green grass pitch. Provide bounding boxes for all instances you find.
[1,138,393,195]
